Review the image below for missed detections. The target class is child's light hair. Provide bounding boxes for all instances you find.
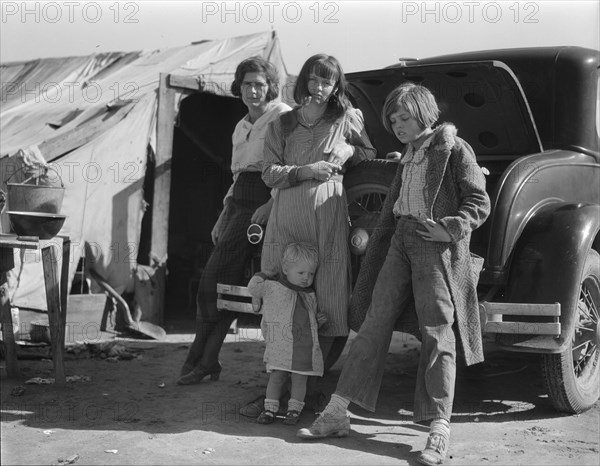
[281,242,319,270]
[381,82,440,133]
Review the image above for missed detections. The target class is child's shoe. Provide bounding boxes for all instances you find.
[282,410,301,425]
[296,411,350,439]
[256,410,276,424]
[418,421,450,465]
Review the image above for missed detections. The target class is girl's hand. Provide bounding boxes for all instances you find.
[326,141,354,166]
[416,218,452,242]
[307,160,342,181]
[251,198,273,224]
[316,311,328,328]
[386,151,402,161]
[252,297,263,313]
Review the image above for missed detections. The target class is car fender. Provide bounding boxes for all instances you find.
[500,201,600,352]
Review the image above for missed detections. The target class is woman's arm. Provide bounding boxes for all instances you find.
[262,118,300,189]
[211,197,232,245]
[251,197,274,225]
[327,108,377,166]
[262,119,341,188]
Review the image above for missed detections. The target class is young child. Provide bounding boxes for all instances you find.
[297,83,490,466]
[248,242,326,425]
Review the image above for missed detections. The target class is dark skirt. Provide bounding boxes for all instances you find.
[196,171,270,323]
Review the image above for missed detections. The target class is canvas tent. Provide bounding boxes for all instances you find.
[0,31,291,322]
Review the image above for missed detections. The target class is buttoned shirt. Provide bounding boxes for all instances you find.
[225,101,290,203]
[393,135,433,218]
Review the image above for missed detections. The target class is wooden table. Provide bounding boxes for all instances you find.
[0,234,70,385]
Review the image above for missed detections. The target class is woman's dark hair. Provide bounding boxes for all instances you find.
[294,54,351,120]
[231,56,280,102]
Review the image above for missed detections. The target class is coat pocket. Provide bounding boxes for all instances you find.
[470,253,484,283]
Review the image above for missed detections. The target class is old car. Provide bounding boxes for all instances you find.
[341,46,600,414]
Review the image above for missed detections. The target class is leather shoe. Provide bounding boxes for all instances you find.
[418,432,449,465]
[297,411,350,439]
[176,362,222,385]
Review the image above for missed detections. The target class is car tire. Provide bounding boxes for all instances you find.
[344,159,397,284]
[541,248,600,414]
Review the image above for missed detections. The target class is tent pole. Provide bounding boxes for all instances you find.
[151,73,176,324]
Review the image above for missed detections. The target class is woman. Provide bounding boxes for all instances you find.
[178,57,291,384]
[261,54,376,381]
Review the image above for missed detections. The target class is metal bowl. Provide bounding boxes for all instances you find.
[7,211,66,240]
[7,183,65,213]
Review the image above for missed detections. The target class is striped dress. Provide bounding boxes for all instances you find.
[261,107,376,336]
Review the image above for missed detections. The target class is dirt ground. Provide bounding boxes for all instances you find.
[1,323,599,466]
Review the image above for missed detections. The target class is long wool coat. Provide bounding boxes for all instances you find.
[349,123,490,365]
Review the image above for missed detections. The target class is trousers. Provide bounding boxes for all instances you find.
[336,217,456,423]
[182,172,269,373]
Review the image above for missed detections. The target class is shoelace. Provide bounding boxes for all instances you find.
[426,433,447,454]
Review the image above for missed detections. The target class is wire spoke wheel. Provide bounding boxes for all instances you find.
[572,278,599,377]
[542,249,600,413]
[344,160,397,287]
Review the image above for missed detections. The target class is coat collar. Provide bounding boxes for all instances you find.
[429,122,457,153]
[425,123,458,216]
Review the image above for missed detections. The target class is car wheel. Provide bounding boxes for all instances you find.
[322,159,397,372]
[541,248,600,413]
[344,159,397,285]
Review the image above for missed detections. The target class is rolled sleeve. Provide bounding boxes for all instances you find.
[262,119,302,189]
[345,108,377,165]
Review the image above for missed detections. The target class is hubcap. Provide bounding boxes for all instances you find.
[346,185,388,285]
[572,278,600,379]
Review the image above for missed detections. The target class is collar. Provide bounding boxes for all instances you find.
[401,133,434,164]
[243,102,278,127]
[278,275,314,293]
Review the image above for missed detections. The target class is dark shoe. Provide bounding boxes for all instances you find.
[256,410,276,424]
[418,432,449,465]
[239,395,265,418]
[176,362,222,385]
[240,392,290,418]
[180,362,194,377]
[282,410,301,426]
[297,412,350,439]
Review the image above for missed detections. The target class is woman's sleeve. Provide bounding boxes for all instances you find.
[345,108,377,165]
[247,273,268,298]
[438,140,491,242]
[262,118,304,189]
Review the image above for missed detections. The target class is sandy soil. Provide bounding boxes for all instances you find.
[1,327,599,466]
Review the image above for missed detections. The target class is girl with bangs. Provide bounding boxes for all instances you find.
[260,54,376,403]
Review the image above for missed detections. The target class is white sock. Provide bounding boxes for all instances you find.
[430,418,450,438]
[323,393,349,416]
[288,398,305,413]
[264,398,279,413]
